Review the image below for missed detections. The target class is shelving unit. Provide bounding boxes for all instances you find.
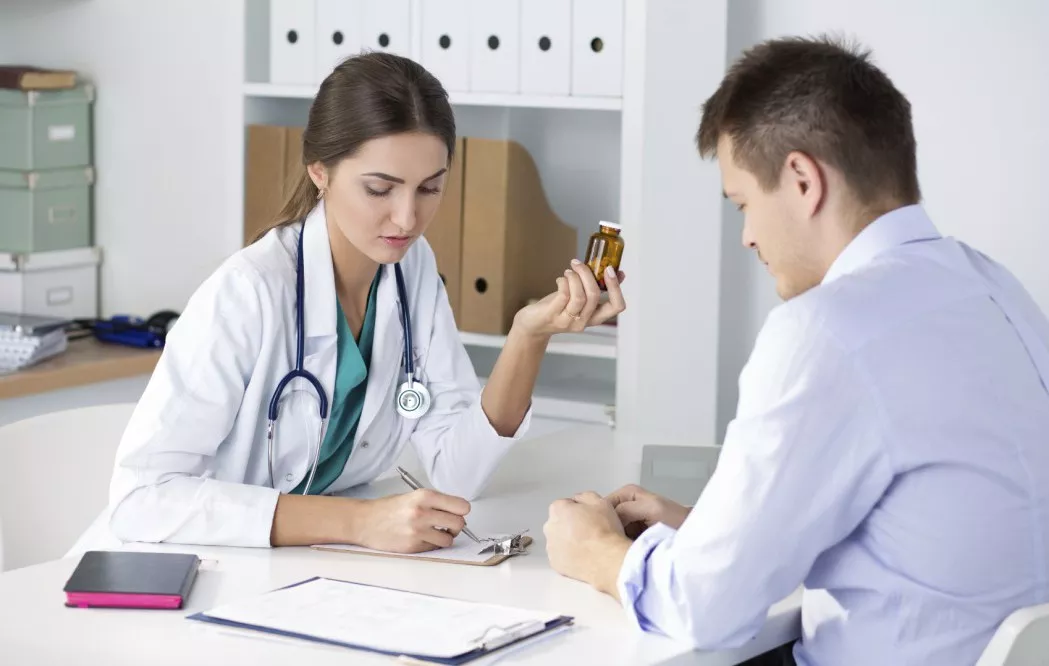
[243,82,622,111]
[458,326,617,360]
[243,0,626,428]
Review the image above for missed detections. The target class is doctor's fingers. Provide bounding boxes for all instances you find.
[415,508,466,535]
[421,526,457,549]
[587,269,626,326]
[560,268,590,324]
[568,261,603,323]
[411,488,471,517]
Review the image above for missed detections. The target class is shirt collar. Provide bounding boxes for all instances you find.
[822,204,941,285]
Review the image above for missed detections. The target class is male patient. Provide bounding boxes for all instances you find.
[543,36,1049,666]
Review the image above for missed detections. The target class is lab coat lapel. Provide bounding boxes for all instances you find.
[359,263,402,436]
[300,202,337,408]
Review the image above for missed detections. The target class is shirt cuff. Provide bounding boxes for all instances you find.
[617,522,677,632]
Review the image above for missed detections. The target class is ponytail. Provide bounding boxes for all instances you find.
[251,170,319,244]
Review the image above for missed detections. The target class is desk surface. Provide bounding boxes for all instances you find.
[0,337,161,400]
[0,425,801,665]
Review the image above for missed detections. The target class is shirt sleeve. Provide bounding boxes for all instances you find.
[616,306,894,649]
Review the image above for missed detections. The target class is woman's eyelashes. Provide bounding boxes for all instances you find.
[365,185,392,198]
[364,184,441,198]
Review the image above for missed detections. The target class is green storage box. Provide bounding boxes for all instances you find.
[0,85,93,171]
[0,167,93,253]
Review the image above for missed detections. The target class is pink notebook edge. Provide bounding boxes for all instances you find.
[65,591,184,609]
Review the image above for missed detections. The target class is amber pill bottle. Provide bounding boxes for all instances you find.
[583,220,624,290]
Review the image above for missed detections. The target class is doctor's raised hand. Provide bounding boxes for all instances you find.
[74,51,627,557]
[512,261,626,337]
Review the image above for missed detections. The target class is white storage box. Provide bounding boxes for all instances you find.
[469,0,520,93]
[0,246,101,319]
[421,0,470,92]
[571,0,624,97]
[270,0,318,85]
[520,0,571,95]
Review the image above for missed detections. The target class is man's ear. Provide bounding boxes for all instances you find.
[783,150,826,217]
[306,162,328,192]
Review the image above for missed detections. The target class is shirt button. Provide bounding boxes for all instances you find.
[361,441,370,449]
[285,473,293,482]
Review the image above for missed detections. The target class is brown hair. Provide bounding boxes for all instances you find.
[697,35,920,209]
[255,51,456,242]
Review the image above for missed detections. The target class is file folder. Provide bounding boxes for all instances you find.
[188,577,573,664]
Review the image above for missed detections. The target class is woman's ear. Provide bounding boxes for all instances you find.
[306,162,328,193]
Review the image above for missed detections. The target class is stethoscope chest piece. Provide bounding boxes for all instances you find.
[396,379,431,419]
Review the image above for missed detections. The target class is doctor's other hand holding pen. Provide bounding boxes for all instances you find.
[271,479,471,554]
[356,485,471,553]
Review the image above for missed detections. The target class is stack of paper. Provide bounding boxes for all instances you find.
[0,313,68,373]
[190,577,573,664]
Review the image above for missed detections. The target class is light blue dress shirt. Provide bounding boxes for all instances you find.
[617,205,1049,665]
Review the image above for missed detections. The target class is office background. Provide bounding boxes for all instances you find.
[1,0,1046,450]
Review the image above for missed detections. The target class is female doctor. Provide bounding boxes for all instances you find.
[83,52,625,555]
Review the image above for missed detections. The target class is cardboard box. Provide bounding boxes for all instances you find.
[244,125,304,245]
[459,138,577,335]
[423,137,465,323]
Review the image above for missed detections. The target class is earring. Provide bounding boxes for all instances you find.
[316,187,326,200]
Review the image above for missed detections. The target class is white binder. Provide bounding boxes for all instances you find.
[571,0,624,97]
[315,0,363,82]
[269,0,318,85]
[520,0,572,96]
[360,0,412,59]
[468,0,520,93]
[421,0,471,92]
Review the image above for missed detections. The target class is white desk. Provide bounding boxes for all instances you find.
[0,425,801,665]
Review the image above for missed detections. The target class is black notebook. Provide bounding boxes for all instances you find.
[63,551,200,609]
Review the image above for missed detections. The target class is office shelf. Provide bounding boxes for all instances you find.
[459,326,616,360]
[243,83,621,111]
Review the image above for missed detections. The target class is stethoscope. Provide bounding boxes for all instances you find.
[266,224,431,494]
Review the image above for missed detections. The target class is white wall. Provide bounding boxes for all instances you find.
[0,0,245,317]
[615,0,727,447]
[717,0,1049,440]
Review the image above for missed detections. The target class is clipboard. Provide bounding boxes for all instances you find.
[187,576,573,665]
[311,534,532,567]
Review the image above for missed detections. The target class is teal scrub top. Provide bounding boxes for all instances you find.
[293,271,381,495]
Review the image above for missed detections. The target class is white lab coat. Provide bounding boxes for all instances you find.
[73,202,530,551]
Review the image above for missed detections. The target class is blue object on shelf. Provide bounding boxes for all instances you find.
[90,311,179,349]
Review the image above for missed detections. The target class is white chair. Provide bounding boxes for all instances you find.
[0,403,135,571]
[976,603,1049,666]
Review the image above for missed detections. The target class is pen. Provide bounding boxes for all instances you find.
[396,466,481,543]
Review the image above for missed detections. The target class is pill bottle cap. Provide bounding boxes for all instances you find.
[598,220,622,231]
